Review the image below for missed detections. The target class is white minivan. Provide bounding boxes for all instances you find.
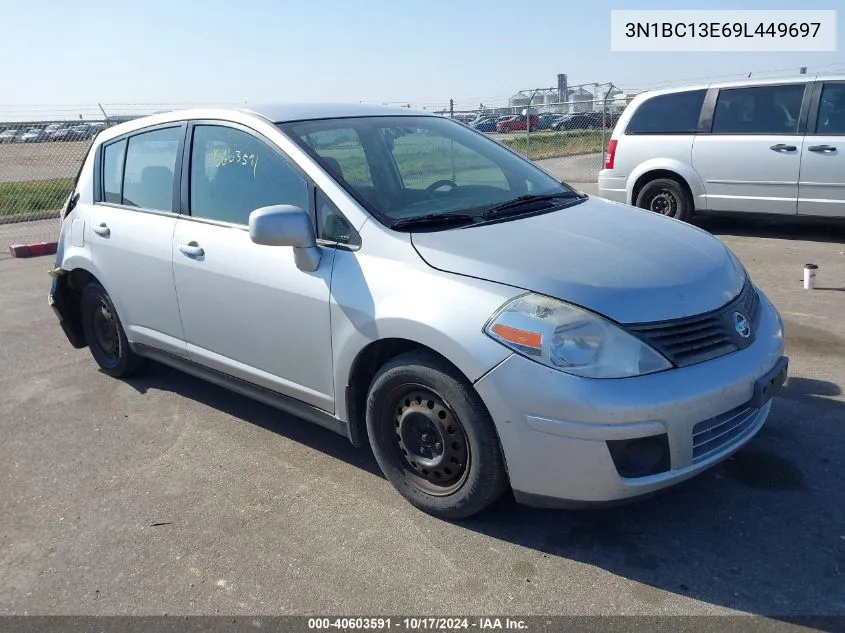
[599,75,845,221]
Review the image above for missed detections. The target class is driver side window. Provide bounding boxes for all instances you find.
[190,125,309,225]
[388,128,510,191]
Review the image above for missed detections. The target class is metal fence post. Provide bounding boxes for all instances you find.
[601,83,615,172]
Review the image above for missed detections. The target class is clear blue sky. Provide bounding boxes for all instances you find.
[2,0,843,109]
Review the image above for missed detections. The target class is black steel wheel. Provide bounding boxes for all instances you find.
[635,177,693,222]
[366,351,508,519]
[80,281,145,378]
[391,387,470,496]
[90,297,120,367]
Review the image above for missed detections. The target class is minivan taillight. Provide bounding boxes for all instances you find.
[604,139,618,170]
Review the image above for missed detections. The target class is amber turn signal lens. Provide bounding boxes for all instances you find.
[490,324,542,349]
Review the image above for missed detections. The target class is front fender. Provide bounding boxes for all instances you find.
[627,158,707,209]
[329,247,518,424]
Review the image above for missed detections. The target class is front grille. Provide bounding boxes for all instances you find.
[626,281,761,368]
[692,403,760,462]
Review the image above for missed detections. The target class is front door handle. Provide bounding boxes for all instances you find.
[178,241,204,257]
[92,223,110,237]
[808,144,836,153]
[770,144,797,152]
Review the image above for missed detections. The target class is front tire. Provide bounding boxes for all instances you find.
[366,351,508,519]
[635,177,693,222]
[80,281,144,378]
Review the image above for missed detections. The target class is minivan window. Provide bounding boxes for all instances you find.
[815,83,845,135]
[103,139,126,204]
[190,125,309,225]
[122,127,181,211]
[280,116,572,226]
[625,90,706,135]
[712,84,805,135]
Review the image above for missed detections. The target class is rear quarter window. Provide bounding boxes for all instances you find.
[625,90,706,135]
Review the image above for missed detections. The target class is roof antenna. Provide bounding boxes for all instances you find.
[748,72,752,78]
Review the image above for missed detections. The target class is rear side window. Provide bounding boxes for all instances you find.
[815,83,845,135]
[122,127,181,211]
[712,84,805,135]
[626,90,706,134]
[102,139,126,203]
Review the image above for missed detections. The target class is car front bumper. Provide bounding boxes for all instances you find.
[474,288,786,507]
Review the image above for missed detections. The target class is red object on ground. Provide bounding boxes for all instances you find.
[9,242,58,258]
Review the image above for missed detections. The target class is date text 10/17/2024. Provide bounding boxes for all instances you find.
[307,617,528,630]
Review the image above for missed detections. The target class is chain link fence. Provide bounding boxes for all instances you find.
[444,83,630,185]
[0,92,630,254]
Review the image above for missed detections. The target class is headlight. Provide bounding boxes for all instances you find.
[484,293,671,379]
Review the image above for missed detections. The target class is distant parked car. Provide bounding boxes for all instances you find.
[496,114,541,133]
[537,114,560,130]
[19,127,49,143]
[551,112,619,131]
[46,127,73,141]
[0,128,20,143]
[50,124,97,142]
[472,117,498,132]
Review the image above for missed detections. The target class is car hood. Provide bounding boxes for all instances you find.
[410,197,745,324]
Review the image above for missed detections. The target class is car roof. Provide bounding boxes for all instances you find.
[242,102,430,122]
[91,102,439,145]
[635,73,845,98]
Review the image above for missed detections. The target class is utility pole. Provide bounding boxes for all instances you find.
[449,99,454,118]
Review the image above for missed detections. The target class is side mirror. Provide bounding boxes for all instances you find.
[248,204,321,272]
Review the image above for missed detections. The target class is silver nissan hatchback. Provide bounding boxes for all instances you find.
[49,104,787,518]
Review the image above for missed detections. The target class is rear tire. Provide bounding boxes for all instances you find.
[366,351,508,519]
[80,282,145,378]
[635,177,693,222]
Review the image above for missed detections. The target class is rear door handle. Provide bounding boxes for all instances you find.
[808,144,836,153]
[769,144,797,152]
[92,223,110,237]
[178,241,204,257]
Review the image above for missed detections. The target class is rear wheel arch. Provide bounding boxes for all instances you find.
[631,169,693,208]
[53,268,103,348]
[631,170,696,221]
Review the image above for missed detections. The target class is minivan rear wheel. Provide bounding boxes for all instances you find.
[80,281,145,378]
[636,178,693,222]
[366,351,508,519]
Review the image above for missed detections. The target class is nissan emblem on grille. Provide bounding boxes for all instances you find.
[733,312,751,339]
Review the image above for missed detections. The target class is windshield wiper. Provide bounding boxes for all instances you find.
[481,192,585,219]
[391,213,478,230]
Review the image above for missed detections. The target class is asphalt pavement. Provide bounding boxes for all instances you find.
[1,215,844,618]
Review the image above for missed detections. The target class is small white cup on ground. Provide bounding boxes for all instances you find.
[804,263,818,290]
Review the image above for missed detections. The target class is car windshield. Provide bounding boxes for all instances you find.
[279,115,574,227]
